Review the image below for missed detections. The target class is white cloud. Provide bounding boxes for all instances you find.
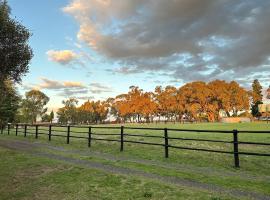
[47,50,78,65]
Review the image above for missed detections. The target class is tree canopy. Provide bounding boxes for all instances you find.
[56,80,250,124]
[0,0,33,83]
[20,90,49,123]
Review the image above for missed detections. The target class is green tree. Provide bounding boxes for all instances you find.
[41,113,50,122]
[0,80,20,126]
[251,79,263,117]
[0,1,32,126]
[57,98,78,124]
[49,110,54,123]
[0,0,33,82]
[20,90,50,123]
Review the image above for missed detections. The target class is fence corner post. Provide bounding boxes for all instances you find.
[88,126,92,147]
[120,126,124,152]
[164,128,169,158]
[67,125,70,144]
[233,129,240,168]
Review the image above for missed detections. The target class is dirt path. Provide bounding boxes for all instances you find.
[34,142,269,182]
[0,138,269,200]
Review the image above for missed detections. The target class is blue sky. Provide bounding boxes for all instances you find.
[8,0,270,110]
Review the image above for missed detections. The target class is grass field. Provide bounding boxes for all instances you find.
[0,122,270,200]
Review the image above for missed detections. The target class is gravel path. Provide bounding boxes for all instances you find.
[0,138,269,200]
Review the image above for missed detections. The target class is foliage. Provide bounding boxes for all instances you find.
[0,0,33,83]
[57,98,78,124]
[0,80,20,126]
[20,90,49,123]
[251,79,263,117]
[49,110,54,123]
[78,100,109,123]
[0,0,32,126]
[110,80,249,123]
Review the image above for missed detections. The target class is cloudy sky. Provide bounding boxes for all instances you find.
[9,0,270,110]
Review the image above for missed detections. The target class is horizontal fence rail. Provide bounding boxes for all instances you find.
[1,124,270,168]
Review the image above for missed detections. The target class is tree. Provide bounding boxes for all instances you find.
[266,85,270,100]
[49,110,54,123]
[20,90,49,123]
[0,80,20,126]
[227,81,249,117]
[41,114,50,122]
[57,98,78,124]
[251,79,263,117]
[0,1,32,126]
[0,0,33,83]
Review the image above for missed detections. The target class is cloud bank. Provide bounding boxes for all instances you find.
[63,0,270,86]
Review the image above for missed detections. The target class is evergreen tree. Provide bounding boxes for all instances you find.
[251,79,263,117]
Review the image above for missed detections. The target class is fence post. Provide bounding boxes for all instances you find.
[1,125,3,134]
[88,126,92,147]
[16,124,18,136]
[120,126,124,151]
[48,125,52,141]
[67,125,70,144]
[7,123,10,135]
[164,128,169,158]
[233,129,240,168]
[35,125,39,139]
[24,124,27,137]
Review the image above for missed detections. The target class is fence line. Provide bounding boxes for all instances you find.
[1,123,270,168]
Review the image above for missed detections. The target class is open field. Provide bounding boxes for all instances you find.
[0,122,270,200]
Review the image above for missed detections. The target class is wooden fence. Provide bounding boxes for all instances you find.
[1,124,270,168]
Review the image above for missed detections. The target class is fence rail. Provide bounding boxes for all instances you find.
[1,124,270,168]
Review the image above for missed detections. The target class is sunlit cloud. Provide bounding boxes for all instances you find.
[63,0,270,86]
[47,50,78,65]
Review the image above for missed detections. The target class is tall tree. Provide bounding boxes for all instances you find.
[20,90,49,123]
[49,110,54,123]
[0,1,32,125]
[251,79,263,117]
[266,85,270,100]
[0,0,33,82]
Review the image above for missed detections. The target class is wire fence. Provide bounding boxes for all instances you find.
[1,123,270,168]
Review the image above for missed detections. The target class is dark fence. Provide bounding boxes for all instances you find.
[1,124,270,168]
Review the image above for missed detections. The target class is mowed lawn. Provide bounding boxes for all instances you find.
[0,122,270,200]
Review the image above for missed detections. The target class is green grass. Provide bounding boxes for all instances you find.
[1,122,270,199]
[0,146,240,200]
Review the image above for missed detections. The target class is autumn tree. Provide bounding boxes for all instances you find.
[251,79,263,117]
[154,86,178,122]
[79,100,109,124]
[179,82,216,122]
[227,81,249,116]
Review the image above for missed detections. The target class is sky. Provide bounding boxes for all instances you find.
[8,0,270,111]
